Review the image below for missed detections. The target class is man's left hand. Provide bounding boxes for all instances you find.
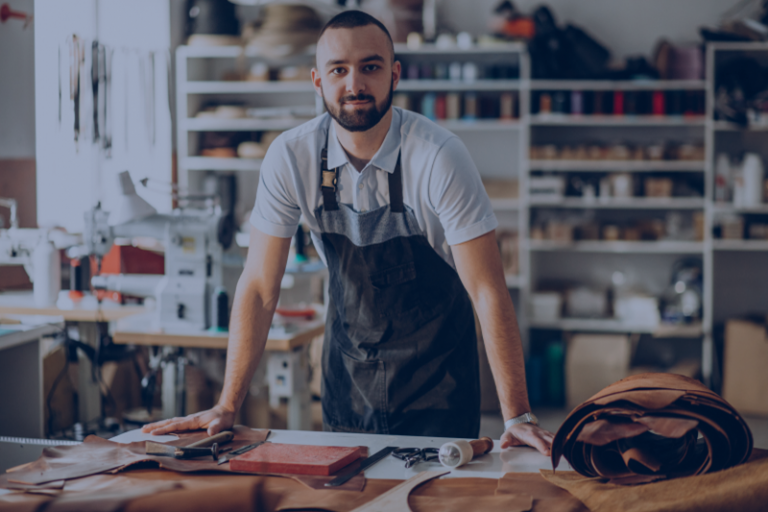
[501,423,555,456]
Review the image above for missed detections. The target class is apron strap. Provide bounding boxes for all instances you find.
[388,153,404,213]
[320,131,340,211]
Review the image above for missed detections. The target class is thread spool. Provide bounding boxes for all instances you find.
[438,437,493,468]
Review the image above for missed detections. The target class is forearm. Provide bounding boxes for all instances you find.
[474,285,531,422]
[217,276,281,413]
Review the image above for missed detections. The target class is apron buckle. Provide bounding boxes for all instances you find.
[322,170,338,190]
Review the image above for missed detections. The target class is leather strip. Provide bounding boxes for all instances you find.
[550,373,753,484]
[387,154,404,213]
[349,470,448,511]
[321,141,340,211]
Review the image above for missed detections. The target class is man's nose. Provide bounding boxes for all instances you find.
[344,69,366,95]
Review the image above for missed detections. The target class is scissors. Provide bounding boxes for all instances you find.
[391,447,440,468]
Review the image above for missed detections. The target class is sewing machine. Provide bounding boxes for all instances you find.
[83,172,234,331]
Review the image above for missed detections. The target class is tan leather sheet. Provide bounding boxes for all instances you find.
[542,448,768,512]
[551,373,753,484]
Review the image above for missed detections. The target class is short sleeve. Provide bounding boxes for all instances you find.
[249,136,302,238]
[428,136,498,245]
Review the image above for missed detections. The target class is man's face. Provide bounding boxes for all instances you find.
[312,25,401,132]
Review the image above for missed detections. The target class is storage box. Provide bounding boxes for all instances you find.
[565,287,608,318]
[644,177,673,198]
[723,319,768,416]
[566,334,631,409]
[532,292,562,324]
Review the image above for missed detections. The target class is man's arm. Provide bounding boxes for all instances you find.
[143,226,291,435]
[452,230,554,455]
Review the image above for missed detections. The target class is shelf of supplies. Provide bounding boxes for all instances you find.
[185,81,315,94]
[398,79,521,91]
[529,160,704,172]
[529,197,705,209]
[394,42,526,55]
[712,240,768,251]
[181,156,262,171]
[437,119,522,131]
[712,120,768,132]
[184,117,310,131]
[529,240,704,254]
[530,318,703,337]
[179,45,316,60]
[505,274,525,288]
[712,203,768,214]
[529,115,706,127]
[530,79,706,91]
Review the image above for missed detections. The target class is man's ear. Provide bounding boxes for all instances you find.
[392,60,402,90]
[311,68,323,97]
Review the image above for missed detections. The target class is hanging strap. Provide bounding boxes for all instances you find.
[320,126,404,213]
[320,130,340,211]
[388,153,404,213]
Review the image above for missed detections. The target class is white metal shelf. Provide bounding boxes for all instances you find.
[186,81,315,94]
[397,79,521,91]
[181,156,262,172]
[530,318,703,337]
[529,240,704,253]
[712,203,768,214]
[178,45,316,59]
[437,119,522,131]
[184,117,310,132]
[712,120,768,132]
[530,79,706,91]
[529,160,705,172]
[529,197,705,209]
[712,240,768,251]
[394,42,526,55]
[530,115,706,127]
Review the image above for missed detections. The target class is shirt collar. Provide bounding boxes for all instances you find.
[326,108,401,174]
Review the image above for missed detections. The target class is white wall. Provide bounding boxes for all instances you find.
[0,0,35,158]
[34,0,172,233]
[439,0,745,61]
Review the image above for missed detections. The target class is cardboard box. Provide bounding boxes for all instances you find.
[566,334,631,409]
[723,319,768,416]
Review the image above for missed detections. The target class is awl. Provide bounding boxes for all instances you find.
[324,446,397,487]
[217,440,267,465]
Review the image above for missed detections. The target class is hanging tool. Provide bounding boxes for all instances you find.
[91,40,100,143]
[145,430,234,460]
[438,437,494,468]
[216,440,268,465]
[69,35,83,146]
[324,446,398,487]
[103,45,113,155]
[0,3,33,27]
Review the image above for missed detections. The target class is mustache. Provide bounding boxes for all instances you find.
[340,93,375,104]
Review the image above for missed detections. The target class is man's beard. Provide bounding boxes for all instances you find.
[323,80,394,132]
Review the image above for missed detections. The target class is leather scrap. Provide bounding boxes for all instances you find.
[551,373,753,483]
[349,470,449,511]
[0,427,364,492]
[541,448,768,512]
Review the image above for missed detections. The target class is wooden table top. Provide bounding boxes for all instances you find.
[0,292,145,322]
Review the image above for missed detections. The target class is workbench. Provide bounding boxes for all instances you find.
[113,313,325,430]
[0,429,574,512]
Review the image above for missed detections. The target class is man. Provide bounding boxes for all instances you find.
[144,10,553,455]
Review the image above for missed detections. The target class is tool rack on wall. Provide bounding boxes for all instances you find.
[175,41,768,391]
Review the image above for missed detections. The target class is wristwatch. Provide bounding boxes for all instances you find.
[504,412,538,431]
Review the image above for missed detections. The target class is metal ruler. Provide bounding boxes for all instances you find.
[349,470,450,512]
[0,436,81,446]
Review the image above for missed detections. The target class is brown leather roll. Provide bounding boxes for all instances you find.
[551,373,753,484]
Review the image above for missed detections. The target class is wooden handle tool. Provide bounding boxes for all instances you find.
[187,431,233,448]
[438,437,494,468]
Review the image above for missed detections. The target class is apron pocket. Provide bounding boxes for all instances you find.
[370,261,417,289]
[324,349,388,434]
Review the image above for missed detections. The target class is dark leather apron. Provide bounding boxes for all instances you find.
[316,127,480,438]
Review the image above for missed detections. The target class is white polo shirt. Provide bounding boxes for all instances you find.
[250,107,498,269]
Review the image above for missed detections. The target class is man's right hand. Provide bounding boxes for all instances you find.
[140,404,236,436]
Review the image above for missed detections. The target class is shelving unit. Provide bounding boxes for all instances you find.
[174,42,768,389]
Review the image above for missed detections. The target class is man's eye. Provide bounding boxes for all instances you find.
[363,65,379,72]
[332,68,346,75]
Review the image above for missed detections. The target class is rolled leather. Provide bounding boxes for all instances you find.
[551,373,753,484]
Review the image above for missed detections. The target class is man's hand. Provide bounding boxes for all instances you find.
[140,405,235,436]
[501,423,555,456]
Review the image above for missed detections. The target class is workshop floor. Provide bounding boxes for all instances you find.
[479,409,768,449]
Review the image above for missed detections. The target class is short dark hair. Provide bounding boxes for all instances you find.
[318,10,394,62]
